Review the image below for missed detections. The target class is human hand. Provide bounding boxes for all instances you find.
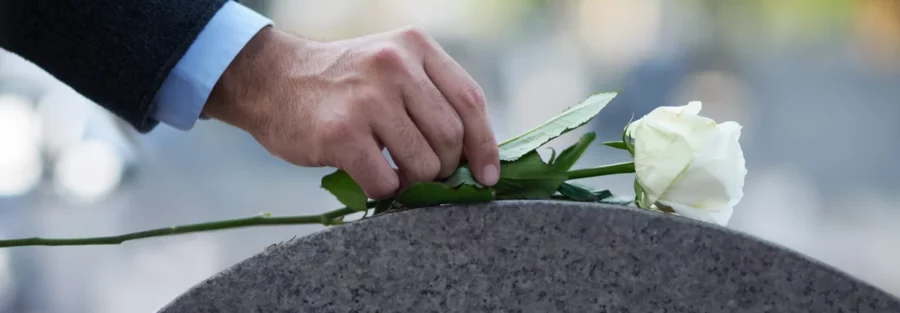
[202,26,500,199]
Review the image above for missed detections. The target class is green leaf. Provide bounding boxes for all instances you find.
[598,195,633,206]
[321,169,368,211]
[373,199,393,215]
[557,182,598,202]
[556,182,615,203]
[498,92,617,161]
[495,151,568,199]
[601,141,628,150]
[568,181,602,192]
[593,189,613,200]
[547,147,558,165]
[396,182,493,209]
[552,132,596,172]
[443,166,483,188]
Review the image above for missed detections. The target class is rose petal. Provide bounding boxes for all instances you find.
[659,200,733,226]
[651,101,703,117]
[631,102,746,226]
[655,121,745,226]
[632,122,694,206]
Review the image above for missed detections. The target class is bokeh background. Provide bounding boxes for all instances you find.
[2,0,900,311]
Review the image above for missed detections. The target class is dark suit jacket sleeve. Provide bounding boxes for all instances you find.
[0,0,229,133]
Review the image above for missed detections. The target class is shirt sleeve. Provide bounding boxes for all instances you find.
[150,1,272,131]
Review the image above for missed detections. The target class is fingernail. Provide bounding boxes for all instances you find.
[481,164,499,186]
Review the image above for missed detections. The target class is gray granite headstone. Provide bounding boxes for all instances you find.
[158,200,900,312]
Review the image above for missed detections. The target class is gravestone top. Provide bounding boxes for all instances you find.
[158,200,900,313]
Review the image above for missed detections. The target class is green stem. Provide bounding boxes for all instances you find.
[566,161,635,180]
[0,159,637,249]
[0,202,377,248]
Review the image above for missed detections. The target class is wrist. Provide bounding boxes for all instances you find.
[203,26,289,133]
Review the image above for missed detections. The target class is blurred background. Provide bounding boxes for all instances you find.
[2,0,900,311]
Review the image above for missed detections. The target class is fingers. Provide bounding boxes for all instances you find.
[421,45,500,186]
[401,68,464,179]
[370,110,442,186]
[330,130,399,200]
[322,26,497,200]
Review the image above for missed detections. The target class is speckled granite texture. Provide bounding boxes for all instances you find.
[158,200,900,313]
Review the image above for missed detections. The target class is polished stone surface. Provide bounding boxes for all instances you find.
[158,200,900,312]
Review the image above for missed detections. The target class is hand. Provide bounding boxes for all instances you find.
[202,26,500,199]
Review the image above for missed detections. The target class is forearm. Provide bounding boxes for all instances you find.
[0,0,227,132]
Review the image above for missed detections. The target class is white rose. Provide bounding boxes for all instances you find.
[627,101,747,226]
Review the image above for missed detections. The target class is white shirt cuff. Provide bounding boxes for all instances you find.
[150,1,272,131]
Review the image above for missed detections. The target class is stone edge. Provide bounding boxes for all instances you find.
[157,200,900,311]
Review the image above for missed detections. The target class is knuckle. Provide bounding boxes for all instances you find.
[399,137,441,182]
[438,166,457,180]
[475,135,497,149]
[466,133,498,159]
[413,154,441,182]
[368,46,407,72]
[366,175,399,200]
[351,87,385,107]
[317,118,357,144]
[459,84,487,112]
[398,26,430,44]
[342,153,399,200]
[437,119,465,149]
[437,153,461,178]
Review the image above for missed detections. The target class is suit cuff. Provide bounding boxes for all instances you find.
[150,1,272,131]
